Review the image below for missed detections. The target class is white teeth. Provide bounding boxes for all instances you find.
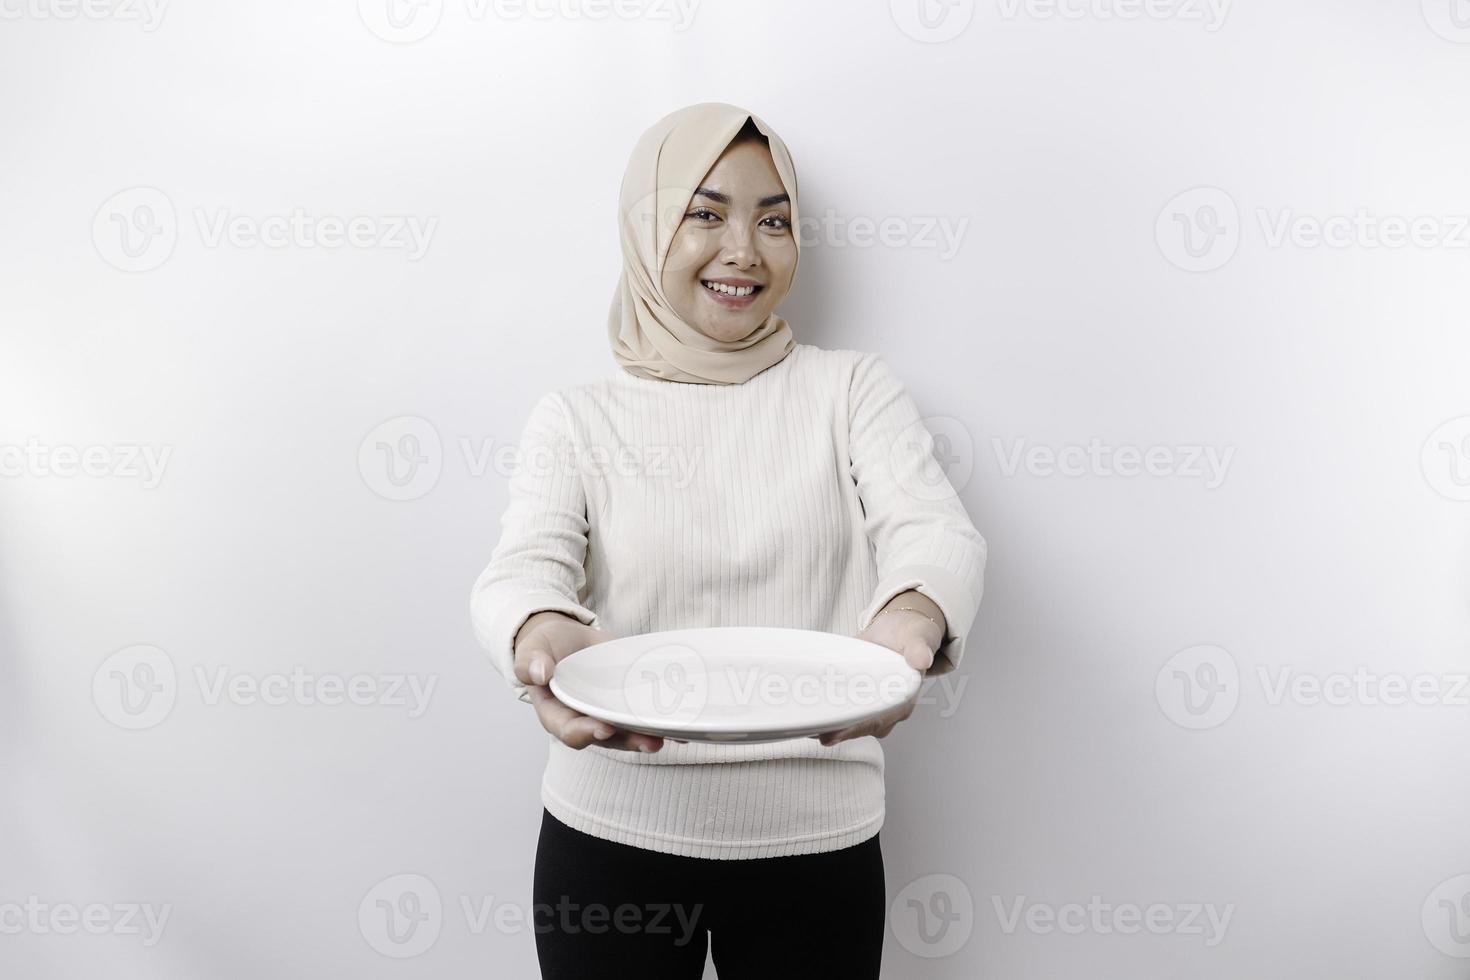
[701,280,757,297]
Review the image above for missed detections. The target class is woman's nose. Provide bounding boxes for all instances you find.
[720,222,759,267]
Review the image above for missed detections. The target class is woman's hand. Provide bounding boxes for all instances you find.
[813,591,945,747]
[514,611,664,753]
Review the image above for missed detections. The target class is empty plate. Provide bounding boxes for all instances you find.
[548,626,922,743]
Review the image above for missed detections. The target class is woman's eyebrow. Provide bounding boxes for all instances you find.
[693,187,790,208]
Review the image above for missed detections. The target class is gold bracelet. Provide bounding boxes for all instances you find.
[881,605,944,632]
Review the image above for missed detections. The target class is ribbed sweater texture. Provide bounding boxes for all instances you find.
[471,343,987,859]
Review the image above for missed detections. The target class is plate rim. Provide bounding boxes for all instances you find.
[546,626,922,739]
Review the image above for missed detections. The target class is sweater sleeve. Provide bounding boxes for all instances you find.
[848,352,988,674]
[470,391,601,703]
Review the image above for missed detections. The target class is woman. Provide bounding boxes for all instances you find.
[471,102,987,979]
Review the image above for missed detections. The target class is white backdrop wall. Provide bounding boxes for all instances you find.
[3,2,1469,977]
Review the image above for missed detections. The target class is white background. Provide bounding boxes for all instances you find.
[3,1,1469,977]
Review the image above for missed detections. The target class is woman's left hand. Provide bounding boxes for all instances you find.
[812,592,945,747]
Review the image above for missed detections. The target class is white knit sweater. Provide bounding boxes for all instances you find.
[470,343,987,859]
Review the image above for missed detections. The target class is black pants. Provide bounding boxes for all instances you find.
[532,808,886,979]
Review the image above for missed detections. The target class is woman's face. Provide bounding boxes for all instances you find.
[660,139,797,343]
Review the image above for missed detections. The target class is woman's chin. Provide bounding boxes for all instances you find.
[694,318,764,343]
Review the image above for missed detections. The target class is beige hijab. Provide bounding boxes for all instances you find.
[608,102,800,385]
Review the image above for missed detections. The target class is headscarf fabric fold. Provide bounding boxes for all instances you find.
[608,102,800,385]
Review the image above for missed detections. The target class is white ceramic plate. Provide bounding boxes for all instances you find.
[548,626,922,743]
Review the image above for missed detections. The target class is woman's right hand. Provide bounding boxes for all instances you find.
[513,611,665,753]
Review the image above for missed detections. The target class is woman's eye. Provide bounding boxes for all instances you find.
[687,208,720,222]
[762,214,792,231]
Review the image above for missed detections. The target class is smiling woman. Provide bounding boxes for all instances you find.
[607,106,802,385]
[471,102,988,980]
[658,120,798,341]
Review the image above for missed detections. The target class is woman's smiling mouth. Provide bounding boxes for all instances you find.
[700,278,764,308]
